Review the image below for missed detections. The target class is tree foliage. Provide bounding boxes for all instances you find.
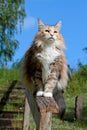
[0,0,26,66]
[66,64,87,96]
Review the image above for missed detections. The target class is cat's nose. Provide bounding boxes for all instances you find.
[50,33,53,37]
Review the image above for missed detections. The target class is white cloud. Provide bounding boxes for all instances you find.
[23,16,37,30]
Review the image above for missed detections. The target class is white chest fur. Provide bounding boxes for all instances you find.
[36,43,61,82]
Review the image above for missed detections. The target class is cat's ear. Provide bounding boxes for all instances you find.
[38,19,45,30]
[55,21,62,30]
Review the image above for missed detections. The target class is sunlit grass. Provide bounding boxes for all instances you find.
[0,68,20,85]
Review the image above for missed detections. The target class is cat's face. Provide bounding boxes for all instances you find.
[38,19,62,43]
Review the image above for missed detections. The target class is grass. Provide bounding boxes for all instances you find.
[0,67,87,130]
[0,68,20,85]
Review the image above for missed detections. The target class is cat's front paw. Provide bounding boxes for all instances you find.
[43,92,53,97]
[36,91,44,96]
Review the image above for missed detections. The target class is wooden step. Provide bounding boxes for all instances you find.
[0,89,25,94]
[0,96,25,101]
[0,111,23,118]
[0,126,22,130]
[0,118,23,126]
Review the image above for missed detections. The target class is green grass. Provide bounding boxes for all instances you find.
[0,68,20,85]
[0,66,87,130]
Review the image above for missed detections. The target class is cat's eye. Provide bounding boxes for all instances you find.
[54,31,57,33]
[45,30,50,32]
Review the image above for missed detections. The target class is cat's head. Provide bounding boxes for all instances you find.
[35,19,65,49]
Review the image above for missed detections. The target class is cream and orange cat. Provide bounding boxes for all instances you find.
[22,19,68,97]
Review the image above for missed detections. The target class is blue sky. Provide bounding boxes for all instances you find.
[13,0,87,68]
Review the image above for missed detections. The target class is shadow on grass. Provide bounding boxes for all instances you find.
[64,107,75,122]
[82,106,87,122]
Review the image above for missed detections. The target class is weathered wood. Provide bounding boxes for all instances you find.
[36,97,59,130]
[26,88,59,130]
[0,126,22,130]
[0,111,23,116]
[25,88,40,130]
[23,97,30,130]
[36,97,59,113]
[0,89,25,94]
[75,96,84,121]
[0,118,23,126]
[39,112,52,130]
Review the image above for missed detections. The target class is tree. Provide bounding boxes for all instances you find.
[0,0,26,67]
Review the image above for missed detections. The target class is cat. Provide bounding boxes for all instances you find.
[22,19,68,98]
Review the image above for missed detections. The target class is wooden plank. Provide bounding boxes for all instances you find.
[0,89,25,94]
[36,97,59,130]
[36,97,46,112]
[75,96,84,121]
[23,97,30,130]
[0,95,25,100]
[36,97,59,113]
[39,112,52,130]
[0,111,23,119]
[25,88,40,130]
[25,88,59,130]
[0,110,23,114]
[0,126,22,130]
[0,118,23,126]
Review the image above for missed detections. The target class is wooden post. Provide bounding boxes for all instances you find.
[25,88,59,130]
[39,112,52,130]
[36,97,59,130]
[23,97,30,130]
[75,96,84,121]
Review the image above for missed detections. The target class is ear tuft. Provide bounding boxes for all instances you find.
[38,19,44,30]
[55,20,62,30]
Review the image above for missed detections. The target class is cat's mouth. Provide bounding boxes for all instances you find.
[48,37,55,41]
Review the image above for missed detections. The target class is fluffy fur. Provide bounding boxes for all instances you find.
[22,19,68,97]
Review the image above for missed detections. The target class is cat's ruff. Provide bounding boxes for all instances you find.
[36,41,61,64]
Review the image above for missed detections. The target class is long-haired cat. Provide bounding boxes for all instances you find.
[22,19,68,98]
